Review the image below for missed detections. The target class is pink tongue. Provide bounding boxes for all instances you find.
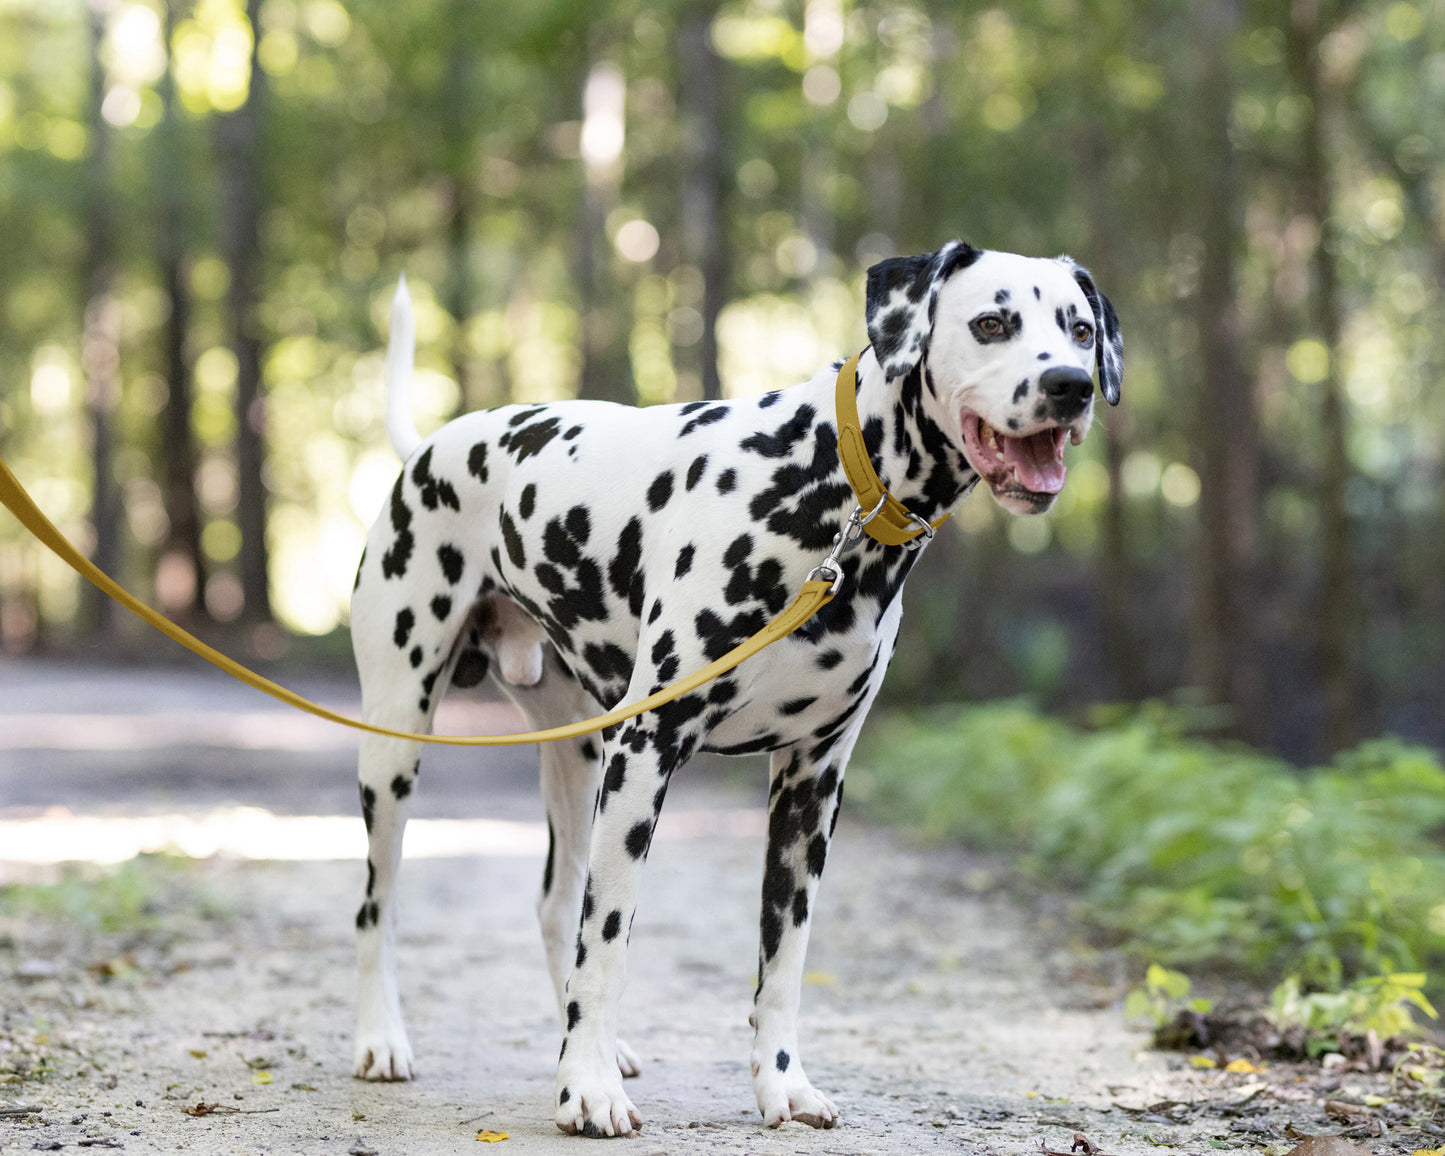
[1000,431,1065,494]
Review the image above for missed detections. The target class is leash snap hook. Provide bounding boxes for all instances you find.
[807,496,884,595]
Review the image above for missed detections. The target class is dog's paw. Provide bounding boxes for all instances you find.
[751,1052,837,1129]
[615,1037,642,1079]
[555,1068,641,1137]
[353,1030,415,1081]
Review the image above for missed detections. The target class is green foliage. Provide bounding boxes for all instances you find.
[1125,962,1213,1026]
[1271,972,1438,1053]
[0,853,217,934]
[853,702,1445,986]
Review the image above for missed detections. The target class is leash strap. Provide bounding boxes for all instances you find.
[834,353,950,547]
[0,457,833,748]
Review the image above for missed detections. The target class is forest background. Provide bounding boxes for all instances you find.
[0,0,1440,763]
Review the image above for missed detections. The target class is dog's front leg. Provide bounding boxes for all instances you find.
[353,730,423,1081]
[749,733,856,1128]
[553,712,697,1137]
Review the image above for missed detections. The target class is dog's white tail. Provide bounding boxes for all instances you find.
[384,275,422,460]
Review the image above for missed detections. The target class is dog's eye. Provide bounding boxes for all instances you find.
[1072,321,1094,344]
[977,316,1004,337]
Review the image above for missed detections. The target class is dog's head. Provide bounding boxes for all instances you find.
[866,241,1123,516]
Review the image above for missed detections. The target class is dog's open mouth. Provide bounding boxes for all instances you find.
[960,409,1072,497]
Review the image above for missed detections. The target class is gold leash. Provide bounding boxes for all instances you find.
[0,353,939,747]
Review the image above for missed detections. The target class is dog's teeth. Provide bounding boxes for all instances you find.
[1069,429,1082,445]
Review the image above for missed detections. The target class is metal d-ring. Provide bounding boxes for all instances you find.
[901,510,937,552]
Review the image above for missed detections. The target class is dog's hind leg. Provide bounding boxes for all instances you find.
[748,724,862,1129]
[494,636,642,1080]
[350,542,467,1081]
[352,714,427,1081]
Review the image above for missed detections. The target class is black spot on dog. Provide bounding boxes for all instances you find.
[567,1001,581,1030]
[394,608,415,648]
[716,468,737,494]
[674,544,695,579]
[381,476,414,578]
[365,857,375,896]
[519,483,536,519]
[502,416,563,462]
[501,510,525,568]
[409,645,423,668]
[685,454,708,491]
[602,910,622,942]
[776,1049,790,1072]
[356,900,379,929]
[564,424,583,440]
[542,820,555,895]
[625,820,653,860]
[467,441,489,482]
[360,784,376,833]
[995,289,1012,304]
[580,738,598,761]
[565,504,591,544]
[758,391,782,409]
[1013,380,1029,404]
[411,447,460,511]
[583,642,632,701]
[815,649,843,670]
[740,405,815,459]
[647,471,674,512]
[792,888,809,926]
[603,517,645,619]
[647,599,663,625]
[391,774,411,800]
[601,753,626,811]
[437,543,464,584]
[680,404,728,437]
[558,1086,571,1104]
[780,696,816,716]
[430,594,451,620]
[807,833,828,876]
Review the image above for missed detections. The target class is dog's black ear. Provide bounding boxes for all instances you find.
[1059,258,1123,406]
[866,240,982,380]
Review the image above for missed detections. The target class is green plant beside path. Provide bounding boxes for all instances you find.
[853,702,1445,992]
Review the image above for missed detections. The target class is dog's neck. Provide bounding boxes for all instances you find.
[847,348,979,526]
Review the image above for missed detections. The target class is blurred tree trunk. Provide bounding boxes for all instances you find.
[676,3,727,401]
[156,0,205,621]
[1287,0,1358,751]
[81,0,121,638]
[442,14,474,413]
[576,55,632,405]
[216,0,270,622]
[1189,0,1262,736]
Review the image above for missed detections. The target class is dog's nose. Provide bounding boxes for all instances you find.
[1039,366,1094,408]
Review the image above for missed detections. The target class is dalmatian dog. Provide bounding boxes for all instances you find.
[349,241,1122,1136]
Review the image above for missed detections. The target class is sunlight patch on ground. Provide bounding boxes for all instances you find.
[0,806,766,865]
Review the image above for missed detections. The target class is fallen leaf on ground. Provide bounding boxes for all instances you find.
[250,1070,273,1085]
[476,1131,509,1142]
[188,1049,206,1059]
[183,1102,221,1117]
[1191,1055,1217,1068]
[1224,1058,1259,1073]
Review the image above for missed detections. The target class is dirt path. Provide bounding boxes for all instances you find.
[0,660,1207,1154]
